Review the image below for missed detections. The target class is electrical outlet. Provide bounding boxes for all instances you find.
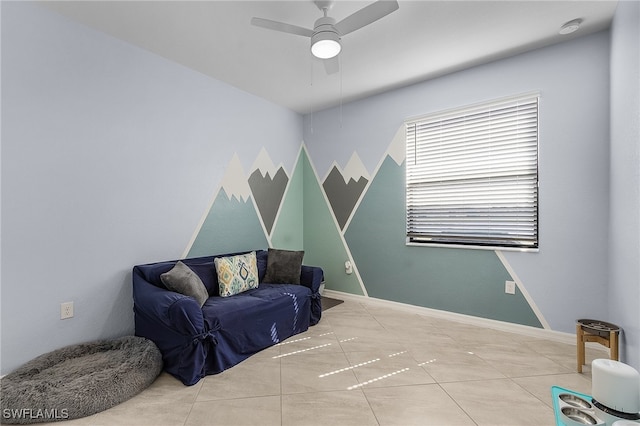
[345,260,353,275]
[505,281,516,295]
[60,302,74,319]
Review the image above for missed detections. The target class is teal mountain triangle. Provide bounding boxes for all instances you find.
[302,150,364,296]
[345,155,542,327]
[271,152,304,250]
[187,191,269,258]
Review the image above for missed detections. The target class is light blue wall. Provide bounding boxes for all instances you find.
[609,0,640,370]
[304,32,611,334]
[2,0,634,375]
[0,2,302,374]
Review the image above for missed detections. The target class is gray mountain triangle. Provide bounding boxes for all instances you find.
[323,166,368,230]
[248,167,289,235]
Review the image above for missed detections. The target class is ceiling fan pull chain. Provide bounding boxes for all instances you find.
[339,53,343,128]
[310,57,314,134]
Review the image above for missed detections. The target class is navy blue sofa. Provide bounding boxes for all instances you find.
[132,250,323,385]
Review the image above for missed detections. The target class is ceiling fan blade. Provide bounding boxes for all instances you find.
[251,17,314,38]
[334,0,399,36]
[323,57,339,75]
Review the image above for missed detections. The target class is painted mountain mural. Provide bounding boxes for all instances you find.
[248,148,289,236]
[270,149,304,250]
[302,149,365,296]
[187,154,268,258]
[248,167,288,235]
[323,153,369,230]
[187,190,268,258]
[344,153,542,328]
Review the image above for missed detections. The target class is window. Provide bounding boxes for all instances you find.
[406,94,539,249]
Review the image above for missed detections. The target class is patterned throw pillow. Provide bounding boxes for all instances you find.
[214,251,260,297]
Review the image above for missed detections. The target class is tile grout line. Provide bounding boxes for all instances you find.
[359,387,383,426]
[507,376,558,415]
[280,349,284,426]
[436,382,480,426]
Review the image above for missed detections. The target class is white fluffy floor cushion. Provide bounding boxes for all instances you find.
[0,336,162,424]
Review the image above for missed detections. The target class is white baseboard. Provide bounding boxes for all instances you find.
[322,290,608,352]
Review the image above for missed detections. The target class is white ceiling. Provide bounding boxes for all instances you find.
[41,0,618,114]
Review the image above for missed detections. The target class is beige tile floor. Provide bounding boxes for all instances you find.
[46,300,603,426]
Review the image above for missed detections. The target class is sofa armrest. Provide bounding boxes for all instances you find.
[132,267,205,336]
[300,265,324,294]
[133,266,213,386]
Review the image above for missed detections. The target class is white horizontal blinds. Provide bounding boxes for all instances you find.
[406,95,539,248]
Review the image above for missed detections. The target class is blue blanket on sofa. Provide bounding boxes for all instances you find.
[132,250,323,385]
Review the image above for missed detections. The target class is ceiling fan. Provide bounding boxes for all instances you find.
[251,0,399,74]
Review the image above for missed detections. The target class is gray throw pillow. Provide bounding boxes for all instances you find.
[160,261,209,307]
[263,248,304,284]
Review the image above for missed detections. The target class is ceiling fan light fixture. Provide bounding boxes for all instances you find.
[311,31,341,59]
[559,18,582,35]
[252,0,399,67]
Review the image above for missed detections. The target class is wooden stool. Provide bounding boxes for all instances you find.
[576,319,621,373]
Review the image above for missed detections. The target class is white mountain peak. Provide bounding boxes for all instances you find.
[252,148,282,179]
[342,152,370,184]
[221,153,251,202]
[387,126,406,166]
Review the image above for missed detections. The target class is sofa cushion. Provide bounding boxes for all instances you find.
[201,283,312,351]
[214,251,259,297]
[263,248,304,284]
[255,250,268,282]
[160,261,209,307]
[186,261,219,296]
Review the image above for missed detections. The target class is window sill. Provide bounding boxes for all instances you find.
[405,241,539,253]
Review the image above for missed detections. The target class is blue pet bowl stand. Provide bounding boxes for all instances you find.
[552,386,595,426]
